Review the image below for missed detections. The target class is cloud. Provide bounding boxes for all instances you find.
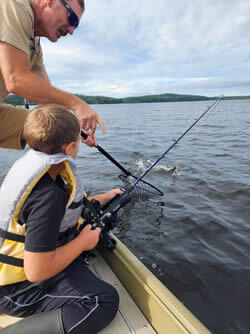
[41,0,250,97]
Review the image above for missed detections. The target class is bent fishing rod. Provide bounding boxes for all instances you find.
[81,131,164,196]
[93,96,222,231]
[134,96,221,186]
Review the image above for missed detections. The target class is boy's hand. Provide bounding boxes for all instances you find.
[79,224,101,251]
[106,188,124,201]
[88,188,124,207]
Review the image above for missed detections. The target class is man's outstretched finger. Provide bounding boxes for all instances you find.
[97,115,106,133]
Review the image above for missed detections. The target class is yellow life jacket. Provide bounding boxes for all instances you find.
[0,149,85,286]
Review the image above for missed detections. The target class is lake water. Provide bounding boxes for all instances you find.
[0,100,249,333]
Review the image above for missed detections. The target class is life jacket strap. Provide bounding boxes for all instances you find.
[0,253,24,267]
[0,228,25,243]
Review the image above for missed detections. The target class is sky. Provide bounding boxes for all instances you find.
[42,0,250,98]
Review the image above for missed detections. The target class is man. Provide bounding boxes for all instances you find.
[0,0,104,150]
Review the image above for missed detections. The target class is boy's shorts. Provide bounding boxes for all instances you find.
[0,103,28,150]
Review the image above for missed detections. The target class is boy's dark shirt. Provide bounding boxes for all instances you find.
[0,172,68,295]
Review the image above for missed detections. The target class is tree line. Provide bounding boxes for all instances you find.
[3,93,250,106]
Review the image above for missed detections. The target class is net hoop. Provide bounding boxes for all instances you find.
[119,174,163,198]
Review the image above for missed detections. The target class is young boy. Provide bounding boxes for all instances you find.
[0,104,122,333]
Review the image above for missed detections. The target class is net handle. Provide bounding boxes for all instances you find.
[81,130,131,176]
[81,130,163,197]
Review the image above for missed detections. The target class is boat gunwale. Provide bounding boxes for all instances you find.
[98,233,211,334]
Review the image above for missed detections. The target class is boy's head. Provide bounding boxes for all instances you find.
[23,104,80,155]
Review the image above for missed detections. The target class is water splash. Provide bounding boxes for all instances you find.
[134,159,179,174]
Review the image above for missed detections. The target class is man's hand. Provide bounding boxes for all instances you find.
[75,102,105,136]
[81,133,96,147]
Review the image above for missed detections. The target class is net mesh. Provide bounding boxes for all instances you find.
[119,174,163,198]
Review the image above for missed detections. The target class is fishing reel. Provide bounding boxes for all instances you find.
[81,198,102,227]
[81,197,121,251]
[81,189,133,250]
[82,187,133,227]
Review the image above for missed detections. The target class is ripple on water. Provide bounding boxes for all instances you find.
[1,100,249,334]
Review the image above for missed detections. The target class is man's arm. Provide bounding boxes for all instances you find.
[0,42,105,134]
[31,63,50,83]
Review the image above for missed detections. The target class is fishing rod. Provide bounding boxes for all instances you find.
[81,130,164,196]
[95,96,222,231]
[133,97,221,186]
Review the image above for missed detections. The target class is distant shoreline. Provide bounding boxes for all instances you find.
[3,93,250,106]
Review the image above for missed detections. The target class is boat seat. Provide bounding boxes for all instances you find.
[0,250,156,333]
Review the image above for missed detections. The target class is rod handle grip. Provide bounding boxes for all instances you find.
[101,186,133,219]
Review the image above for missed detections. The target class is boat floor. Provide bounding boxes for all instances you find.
[0,249,156,333]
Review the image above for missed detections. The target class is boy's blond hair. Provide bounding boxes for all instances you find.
[23,104,80,154]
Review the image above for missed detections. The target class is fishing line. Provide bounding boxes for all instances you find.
[97,96,222,231]
[132,97,222,186]
[83,96,222,201]
[80,97,223,234]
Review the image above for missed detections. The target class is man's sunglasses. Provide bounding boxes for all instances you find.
[60,0,79,28]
